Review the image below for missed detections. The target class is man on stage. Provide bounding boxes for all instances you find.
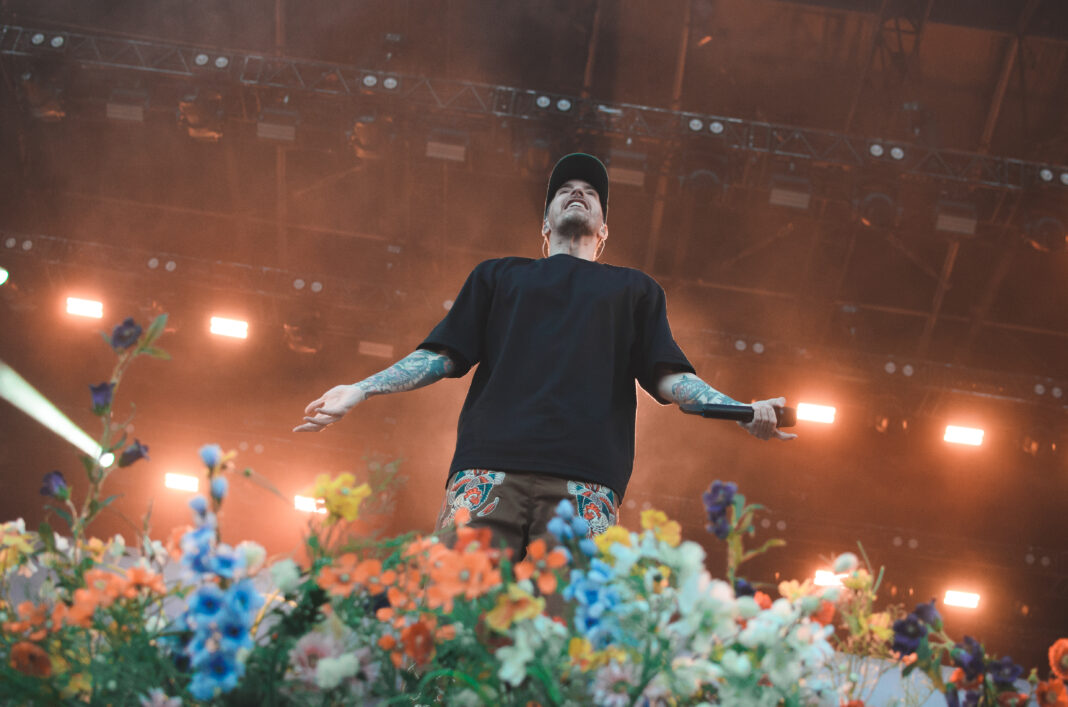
[294,153,795,560]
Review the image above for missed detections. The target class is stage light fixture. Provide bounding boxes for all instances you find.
[1061,173,1068,186]
[210,316,248,339]
[257,108,299,143]
[890,147,905,160]
[382,77,399,90]
[944,425,983,446]
[797,403,835,424]
[1039,168,1054,182]
[944,590,980,609]
[19,69,66,122]
[556,98,572,112]
[106,89,148,123]
[769,176,811,210]
[283,316,322,355]
[0,361,111,465]
[688,118,703,131]
[709,121,724,134]
[857,191,899,229]
[426,130,467,162]
[1023,215,1067,253]
[535,95,551,109]
[935,201,978,236]
[0,266,8,286]
[67,297,103,319]
[607,151,647,188]
[178,91,224,142]
[813,570,845,587]
[165,473,199,492]
[869,144,884,158]
[294,495,327,514]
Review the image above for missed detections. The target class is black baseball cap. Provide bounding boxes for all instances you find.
[544,153,609,223]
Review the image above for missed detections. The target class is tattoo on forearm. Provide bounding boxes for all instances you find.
[668,374,741,406]
[359,350,456,396]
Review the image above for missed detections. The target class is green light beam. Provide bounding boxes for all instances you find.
[0,359,113,467]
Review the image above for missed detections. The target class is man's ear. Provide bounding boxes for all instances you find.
[600,223,608,238]
[542,220,550,236]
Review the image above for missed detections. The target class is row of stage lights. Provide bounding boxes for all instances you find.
[62,295,994,447]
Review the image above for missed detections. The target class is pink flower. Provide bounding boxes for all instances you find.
[288,631,342,685]
[592,660,639,707]
[139,688,181,707]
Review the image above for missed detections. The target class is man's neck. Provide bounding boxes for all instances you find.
[546,232,599,261]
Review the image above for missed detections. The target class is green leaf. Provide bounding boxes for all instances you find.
[917,636,931,662]
[732,493,747,515]
[142,346,171,360]
[902,661,917,678]
[38,521,55,551]
[46,504,73,527]
[740,538,786,564]
[80,454,97,476]
[143,313,168,347]
[99,331,113,349]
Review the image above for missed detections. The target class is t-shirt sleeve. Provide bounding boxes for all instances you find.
[417,260,496,378]
[634,278,696,404]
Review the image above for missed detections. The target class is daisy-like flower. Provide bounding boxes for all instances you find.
[312,473,371,522]
[1036,677,1068,706]
[495,629,535,687]
[486,583,545,632]
[317,553,361,596]
[591,659,640,707]
[640,509,681,547]
[288,631,342,685]
[350,558,396,594]
[1051,638,1068,681]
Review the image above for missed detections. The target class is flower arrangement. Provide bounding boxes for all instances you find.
[1,314,1065,705]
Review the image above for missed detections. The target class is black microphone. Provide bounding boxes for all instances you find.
[680,403,797,428]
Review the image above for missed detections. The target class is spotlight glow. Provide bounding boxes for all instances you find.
[67,297,103,319]
[797,403,836,424]
[165,473,199,492]
[0,360,109,464]
[210,316,248,339]
[944,425,984,446]
[294,495,327,514]
[813,570,846,587]
[0,266,8,286]
[944,590,980,609]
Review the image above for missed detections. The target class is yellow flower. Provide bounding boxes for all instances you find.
[81,537,109,563]
[594,526,632,556]
[641,509,681,547]
[312,473,371,522]
[868,611,893,641]
[841,568,872,591]
[485,584,544,632]
[778,579,815,600]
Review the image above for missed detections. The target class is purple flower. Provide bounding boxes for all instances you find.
[118,439,149,468]
[913,598,942,629]
[952,635,985,681]
[89,382,115,414]
[40,470,69,500]
[703,480,737,540]
[985,655,1023,687]
[943,687,959,707]
[110,317,143,350]
[891,613,928,655]
[734,577,755,597]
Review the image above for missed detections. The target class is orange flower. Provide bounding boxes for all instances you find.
[428,549,500,608]
[811,600,836,626]
[515,539,568,595]
[351,559,397,595]
[10,641,51,677]
[316,553,360,596]
[400,620,435,666]
[1036,678,1068,706]
[1051,639,1068,682]
[453,508,471,526]
[486,584,545,632]
[754,591,772,610]
[84,569,124,602]
[842,701,868,707]
[3,601,50,641]
[122,566,167,597]
[454,525,495,554]
[997,693,1029,707]
[950,668,984,691]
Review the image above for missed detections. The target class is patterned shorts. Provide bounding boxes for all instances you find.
[434,469,620,561]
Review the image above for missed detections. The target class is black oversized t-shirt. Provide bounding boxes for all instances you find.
[418,254,695,498]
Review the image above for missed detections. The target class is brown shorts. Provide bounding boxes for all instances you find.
[433,469,620,563]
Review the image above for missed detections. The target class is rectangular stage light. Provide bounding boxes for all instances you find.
[294,495,327,514]
[67,297,103,319]
[164,473,199,492]
[797,403,836,424]
[210,316,248,339]
[944,590,980,609]
[944,425,984,446]
[813,570,846,587]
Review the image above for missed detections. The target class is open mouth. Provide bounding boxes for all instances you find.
[565,199,587,210]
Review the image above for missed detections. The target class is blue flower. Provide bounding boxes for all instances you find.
[188,585,226,627]
[578,538,597,557]
[547,516,573,540]
[110,318,143,350]
[199,444,222,470]
[89,382,115,414]
[734,578,755,597]
[913,598,942,629]
[217,608,253,652]
[985,655,1023,687]
[210,476,228,501]
[188,650,242,700]
[952,636,985,681]
[40,471,69,500]
[563,559,622,649]
[703,480,737,540]
[189,495,208,516]
[210,545,242,579]
[225,579,263,617]
[891,613,928,655]
[555,499,575,520]
[118,439,149,468]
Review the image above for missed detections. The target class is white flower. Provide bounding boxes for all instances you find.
[720,650,752,677]
[109,533,126,558]
[139,688,181,707]
[144,613,169,634]
[269,558,302,593]
[53,533,70,553]
[236,541,266,575]
[591,660,639,707]
[495,629,534,687]
[315,653,359,690]
[832,552,859,573]
[735,595,761,619]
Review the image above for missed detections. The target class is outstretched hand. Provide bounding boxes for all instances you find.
[739,397,798,441]
[292,384,367,432]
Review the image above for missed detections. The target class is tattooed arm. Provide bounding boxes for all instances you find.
[656,369,797,441]
[293,349,456,432]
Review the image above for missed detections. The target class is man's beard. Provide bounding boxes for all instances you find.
[554,209,596,239]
